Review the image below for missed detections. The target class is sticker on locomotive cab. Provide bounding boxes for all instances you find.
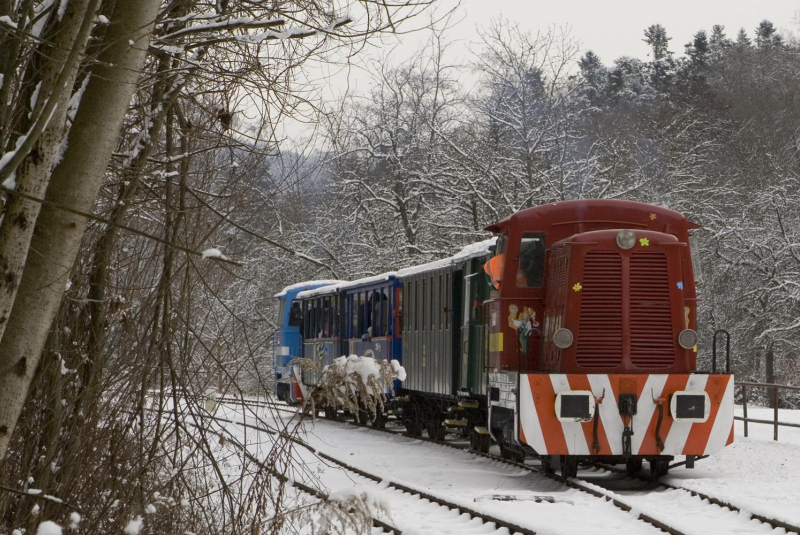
[650,213,657,220]
[677,281,684,290]
[508,305,537,330]
[639,237,650,246]
[509,305,539,354]
[572,283,582,292]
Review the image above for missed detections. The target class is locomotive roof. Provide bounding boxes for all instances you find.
[484,199,700,234]
[296,238,496,299]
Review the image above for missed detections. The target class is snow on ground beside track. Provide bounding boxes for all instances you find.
[662,405,800,528]
[216,401,800,534]
[218,404,660,535]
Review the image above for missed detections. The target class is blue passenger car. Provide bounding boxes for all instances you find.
[273,281,340,403]
[344,276,402,362]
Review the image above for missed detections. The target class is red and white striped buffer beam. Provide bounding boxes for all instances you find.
[518,373,734,456]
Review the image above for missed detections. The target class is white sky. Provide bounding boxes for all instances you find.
[447,0,800,64]
[274,0,800,141]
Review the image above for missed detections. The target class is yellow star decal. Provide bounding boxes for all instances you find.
[572,283,582,292]
[639,238,650,246]
[649,213,657,221]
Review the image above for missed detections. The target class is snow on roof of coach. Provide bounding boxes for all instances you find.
[274,280,342,298]
[296,238,497,299]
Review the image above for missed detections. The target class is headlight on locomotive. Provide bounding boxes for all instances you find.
[555,391,595,422]
[616,229,636,250]
[678,329,698,349]
[553,328,574,349]
[670,391,711,422]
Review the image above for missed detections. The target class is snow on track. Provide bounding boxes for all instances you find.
[217,401,800,535]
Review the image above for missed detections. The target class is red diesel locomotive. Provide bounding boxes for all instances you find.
[484,200,734,478]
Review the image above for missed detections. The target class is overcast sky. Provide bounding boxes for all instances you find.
[274,1,800,140]
[447,0,799,64]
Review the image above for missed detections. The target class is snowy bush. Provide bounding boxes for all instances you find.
[298,355,405,417]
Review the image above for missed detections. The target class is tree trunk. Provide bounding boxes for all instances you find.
[0,0,161,461]
[0,0,98,340]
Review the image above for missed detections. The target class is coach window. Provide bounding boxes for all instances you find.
[422,277,427,331]
[396,288,403,334]
[516,233,546,288]
[380,290,389,335]
[350,295,357,338]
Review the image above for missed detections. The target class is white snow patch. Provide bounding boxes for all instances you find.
[3,174,16,190]
[123,516,143,535]
[36,521,62,535]
[274,280,341,298]
[56,0,68,21]
[68,512,81,529]
[201,248,227,260]
[390,359,406,381]
[31,503,41,515]
[328,485,391,516]
[145,504,156,514]
[0,15,17,28]
[29,82,42,116]
[96,14,109,24]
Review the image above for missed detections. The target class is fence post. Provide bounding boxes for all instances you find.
[742,384,748,438]
[773,385,779,441]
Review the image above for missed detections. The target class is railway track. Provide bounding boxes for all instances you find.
[211,402,541,535]
[219,397,800,535]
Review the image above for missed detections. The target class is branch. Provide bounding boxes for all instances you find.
[0,185,242,266]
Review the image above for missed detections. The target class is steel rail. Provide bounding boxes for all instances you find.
[227,400,682,534]
[233,399,800,535]
[591,462,800,534]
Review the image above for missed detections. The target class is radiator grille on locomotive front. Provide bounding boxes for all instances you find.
[576,249,676,369]
[629,250,675,368]
[576,251,623,368]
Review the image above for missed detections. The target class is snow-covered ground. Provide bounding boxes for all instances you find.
[661,406,800,528]
[215,402,800,535]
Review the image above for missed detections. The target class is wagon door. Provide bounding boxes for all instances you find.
[460,260,488,395]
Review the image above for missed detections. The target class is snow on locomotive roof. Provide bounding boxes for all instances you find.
[297,238,496,299]
[274,280,342,298]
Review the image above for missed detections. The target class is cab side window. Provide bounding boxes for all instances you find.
[516,233,546,288]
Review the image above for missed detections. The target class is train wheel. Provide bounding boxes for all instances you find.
[406,420,422,436]
[649,459,670,481]
[560,456,578,479]
[371,412,386,429]
[478,433,491,453]
[357,409,370,425]
[541,456,555,474]
[426,421,445,441]
[626,458,643,476]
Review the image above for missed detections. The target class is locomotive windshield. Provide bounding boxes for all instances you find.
[516,233,546,287]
